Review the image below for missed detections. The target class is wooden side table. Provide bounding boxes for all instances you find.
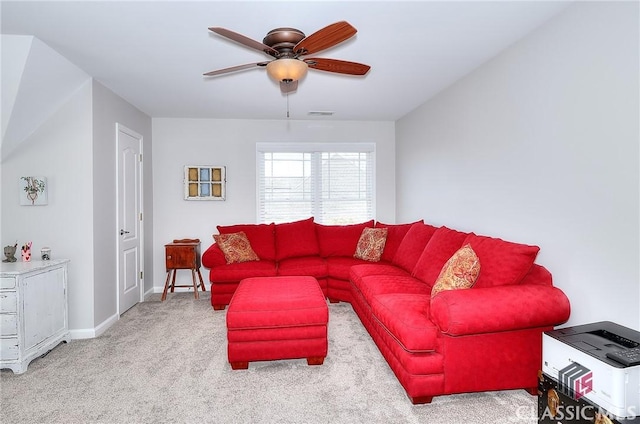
[162,239,206,301]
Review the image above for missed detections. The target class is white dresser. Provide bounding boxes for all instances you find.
[0,259,71,374]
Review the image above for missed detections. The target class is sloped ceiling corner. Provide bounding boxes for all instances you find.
[1,35,90,162]
[1,35,31,141]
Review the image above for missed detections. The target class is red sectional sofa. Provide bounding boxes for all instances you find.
[201,217,571,404]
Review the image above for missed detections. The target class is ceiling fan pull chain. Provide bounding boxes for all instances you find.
[286,92,290,118]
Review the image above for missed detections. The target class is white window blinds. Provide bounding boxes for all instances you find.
[257,143,375,224]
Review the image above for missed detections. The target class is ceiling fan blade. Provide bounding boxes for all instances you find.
[305,58,371,76]
[209,27,278,56]
[280,80,298,93]
[203,62,269,77]
[294,21,357,56]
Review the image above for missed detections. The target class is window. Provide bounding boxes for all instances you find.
[257,143,375,224]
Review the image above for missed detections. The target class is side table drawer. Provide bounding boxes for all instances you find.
[166,245,196,269]
[0,292,17,313]
[0,277,15,289]
[0,337,19,360]
[0,314,17,335]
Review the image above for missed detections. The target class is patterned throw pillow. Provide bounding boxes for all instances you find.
[431,244,480,297]
[213,231,260,264]
[354,227,388,262]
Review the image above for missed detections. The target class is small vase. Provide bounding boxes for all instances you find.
[21,248,31,262]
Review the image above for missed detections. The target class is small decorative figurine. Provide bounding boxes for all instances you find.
[21,242,32,262]
[3,243,18,262]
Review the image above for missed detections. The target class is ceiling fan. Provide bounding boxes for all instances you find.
[204,21,371,93]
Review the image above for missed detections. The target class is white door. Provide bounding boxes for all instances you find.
[116,124,143,314]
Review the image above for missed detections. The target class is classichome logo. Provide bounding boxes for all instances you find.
[559,362,593,400]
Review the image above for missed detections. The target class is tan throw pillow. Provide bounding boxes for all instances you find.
[431,244,480,297]
[354,227,388,262]
[213,231,260,264]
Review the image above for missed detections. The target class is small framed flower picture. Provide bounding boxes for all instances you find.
[20,176,48,206]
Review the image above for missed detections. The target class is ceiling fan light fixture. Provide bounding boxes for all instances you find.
[266,58,308,82]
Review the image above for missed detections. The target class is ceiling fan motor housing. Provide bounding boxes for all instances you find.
[263,28,306,57]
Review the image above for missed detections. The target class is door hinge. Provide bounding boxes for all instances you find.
[139,154,142,162]
[139,213,143,221]
[140,271,143,279]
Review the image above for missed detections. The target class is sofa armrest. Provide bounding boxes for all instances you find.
[201,243,226,268]
[430,284,570,336]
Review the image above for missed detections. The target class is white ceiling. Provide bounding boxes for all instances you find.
[1,1,572,121]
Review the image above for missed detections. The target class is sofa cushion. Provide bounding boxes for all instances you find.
[354,274,431,301]
[213,232,260,264]
[349,263,410,287]
[201,243,226,268]
[370,293,438,352]
[275,217,320,260]
[463,233,539,288]
[412,226,469,287]
[315,220,374,257]
[209,261,277,283]
[277,256,328,278]
[217,223,276,261]
[354,227,388,262]
[326,257,371,281]
[375,220,423,262]
[392,223,438,273]
[431,244,480,297]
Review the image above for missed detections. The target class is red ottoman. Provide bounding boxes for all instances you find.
[226,276,328,370]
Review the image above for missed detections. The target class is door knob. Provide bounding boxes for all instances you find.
[120,229,130,235]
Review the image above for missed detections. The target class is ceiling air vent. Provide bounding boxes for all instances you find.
[308,111,334,116]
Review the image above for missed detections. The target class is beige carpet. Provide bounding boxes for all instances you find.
[0,292,537,423]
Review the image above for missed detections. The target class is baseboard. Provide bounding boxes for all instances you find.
[69,328,96,340]
[69,312,119,340]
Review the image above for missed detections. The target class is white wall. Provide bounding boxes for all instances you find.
[396,2,639,329]
[152,118,395,291]
[1,80,95,331]
[1,43,152,337]
[91,81,153,327]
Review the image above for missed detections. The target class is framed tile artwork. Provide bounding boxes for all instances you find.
[184,165,226,200]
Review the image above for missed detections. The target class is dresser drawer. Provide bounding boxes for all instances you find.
[0,314,17,336]
[0,277,15,289]
[0,292,17,313]
[0,337,19,360]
